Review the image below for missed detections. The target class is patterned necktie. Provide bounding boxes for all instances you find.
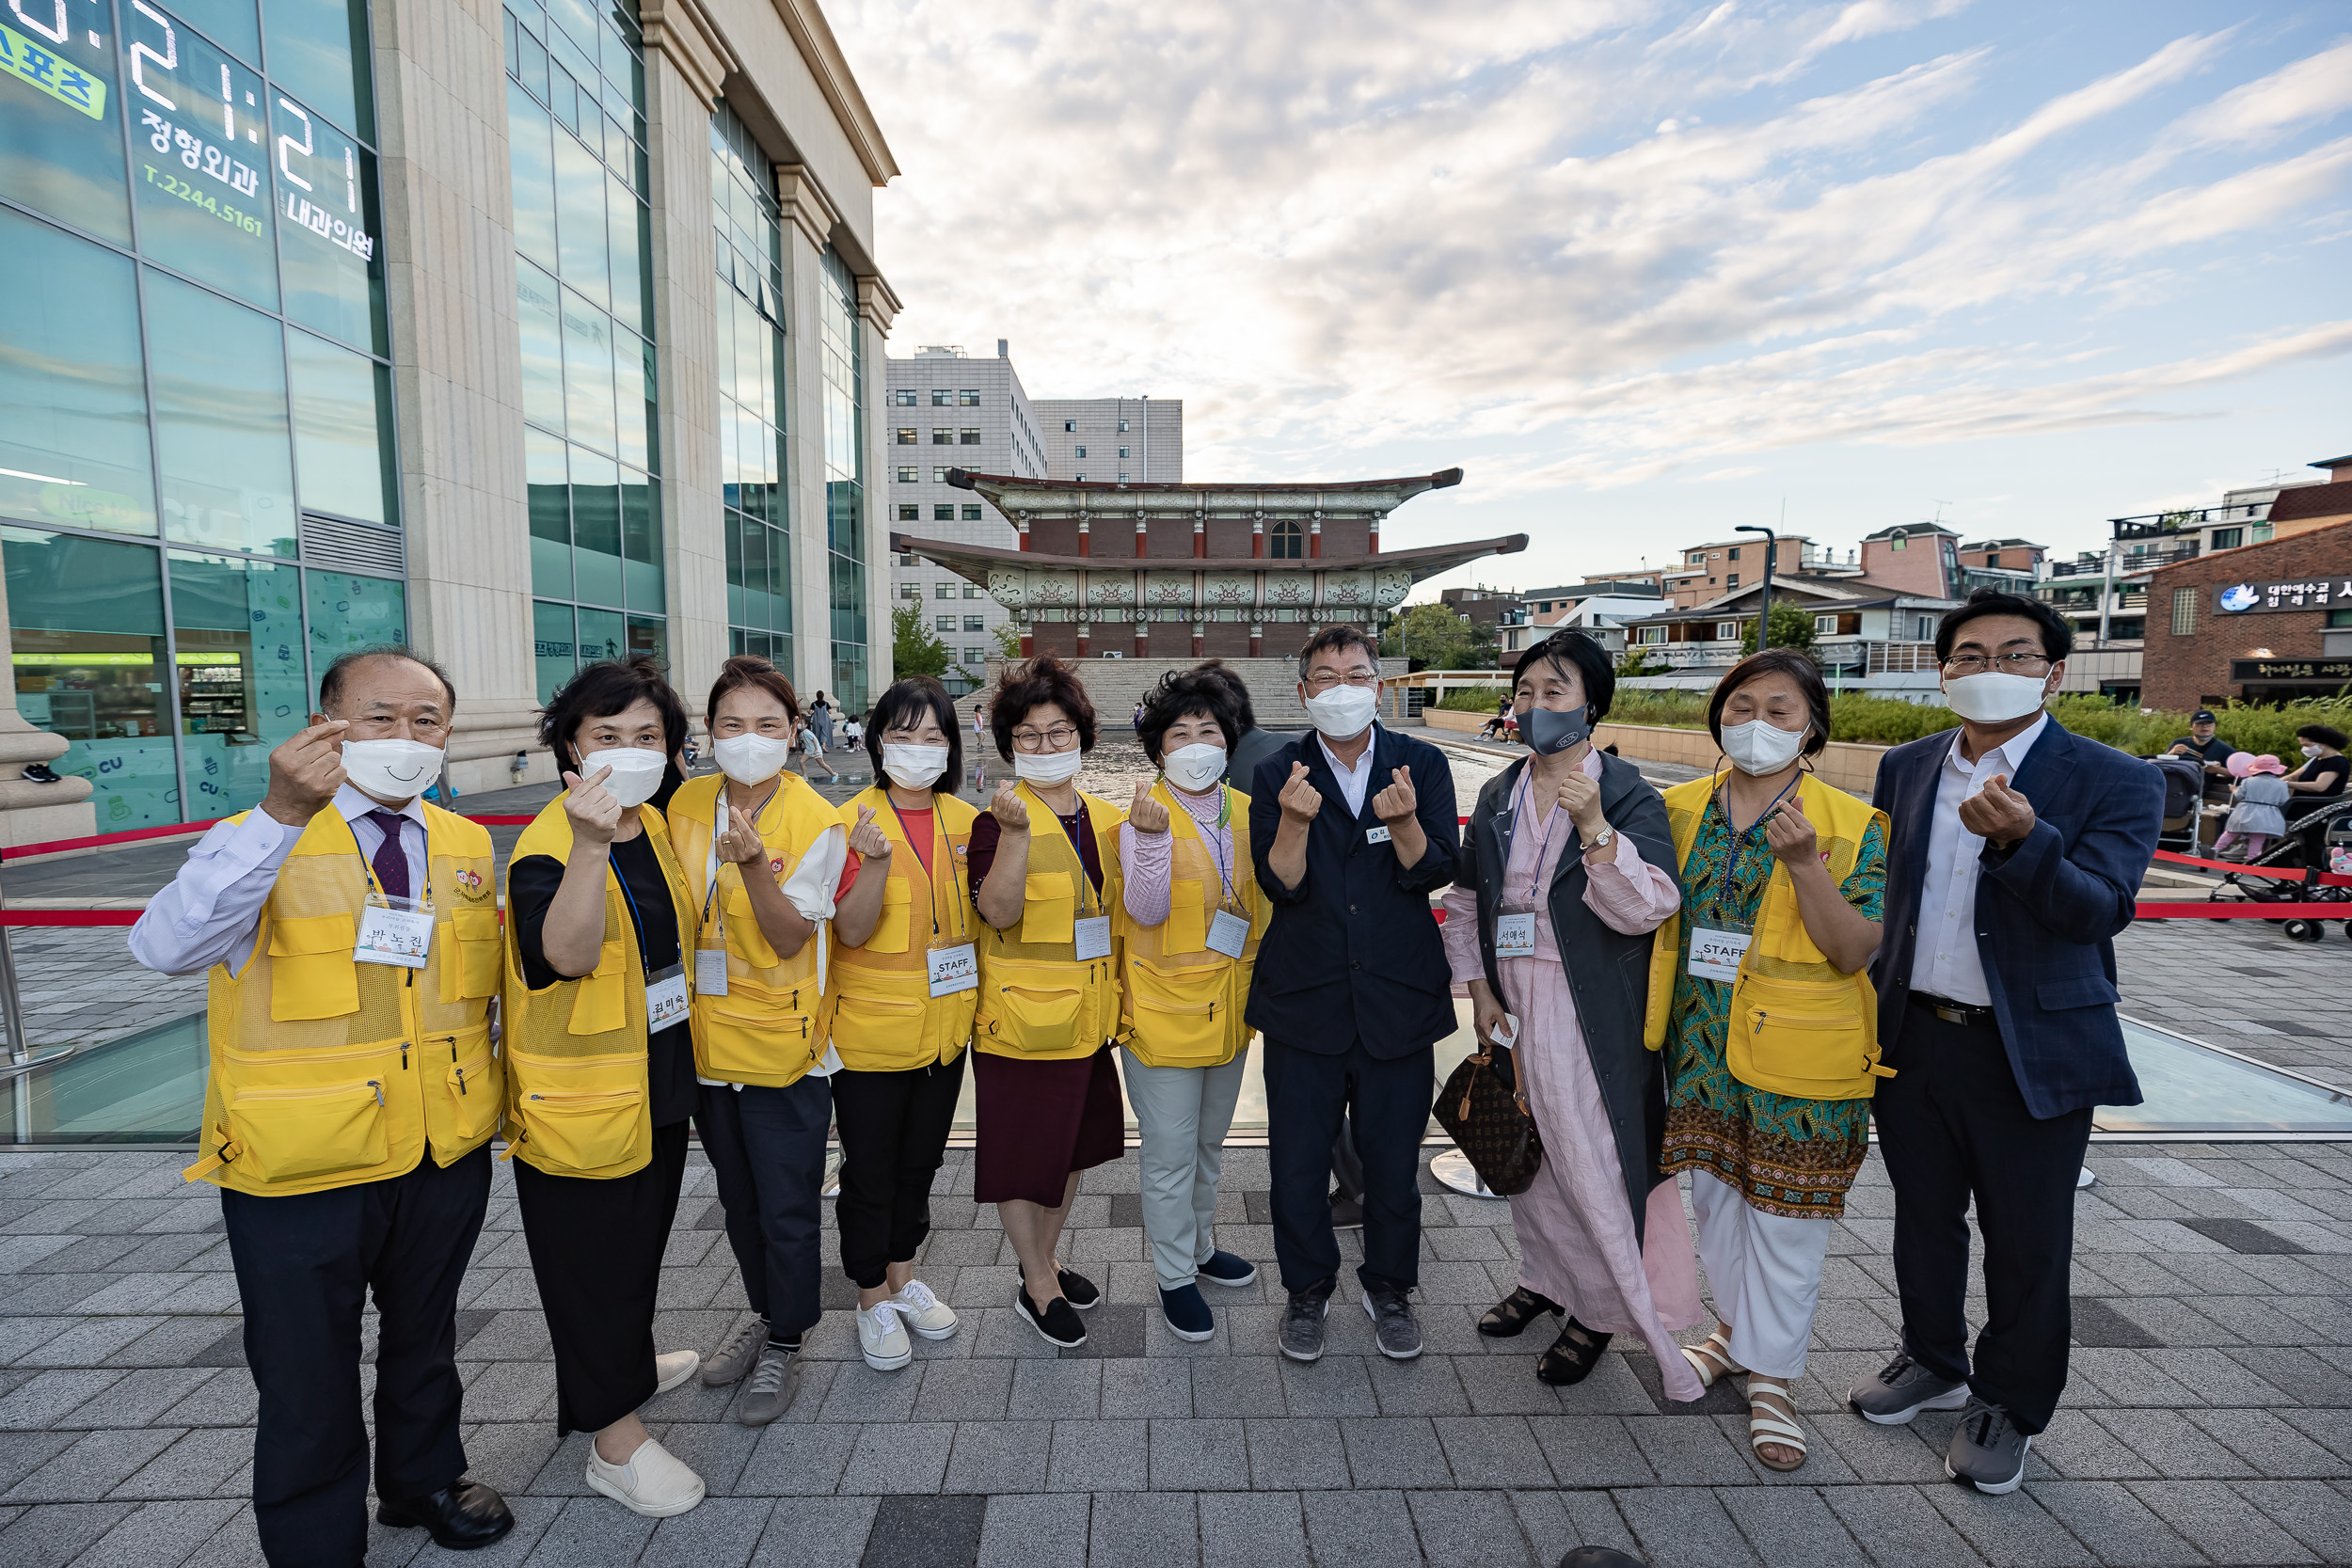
[366,809,412,902]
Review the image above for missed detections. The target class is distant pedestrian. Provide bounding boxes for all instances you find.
[810,691,834,751]
[2215,752,2289,861]
[797,720,839,782]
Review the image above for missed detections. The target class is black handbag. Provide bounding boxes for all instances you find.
[1432,1040,1543,1196]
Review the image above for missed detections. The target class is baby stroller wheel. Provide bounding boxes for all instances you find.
[2282,920,2322,943]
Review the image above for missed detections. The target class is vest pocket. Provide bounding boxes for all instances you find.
[1124,957,1227,1067]
[832,988,927,1068]
[722,883,782,968]
[449,907,502,1001]
[226,1075,389,1184]
[1020,873,1075,945]
[267,914,358,1022]
[981,958,1083,1053]
[567,942,628,1036]
[439,1027,502,1145]
[1731,976,1880,1100]
[1164,881,1207,955]
[865,879,914,954]
[698,984,816,1083]
[513,1053,644,1172]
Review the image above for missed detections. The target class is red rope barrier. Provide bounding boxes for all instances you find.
[2134,902,2350,919]
[0,910,142,926]
[2151,848,2352,887]
[1,811,540,861]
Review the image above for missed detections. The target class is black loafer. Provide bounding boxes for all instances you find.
[1535,1318,1613,1386]
[376,1479,514,1550]
[1016,1287,1089,1348]
[1479,1286,1563,1338]
[1057,1267,1101,1310]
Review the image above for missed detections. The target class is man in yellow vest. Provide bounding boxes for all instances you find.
[129,648,513,1566]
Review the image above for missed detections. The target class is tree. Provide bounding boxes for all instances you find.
[1615,643,1668,677]
[1740,602,1820,658]
[989,622,1022,660]
[892,604,951,680]
[1393,602,1475,671]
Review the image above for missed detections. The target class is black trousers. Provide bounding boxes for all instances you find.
[1875,1005,2092,1434]
[832,1055,967,1290]
[219,1144,490,1568]
[1263,1037,1431,1293]
[695,1076,832,1338]
[514,1119,689,1435]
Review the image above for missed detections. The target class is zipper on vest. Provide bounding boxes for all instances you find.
[401,1042,409,1069]
[455,1066,469,1096]
[370,1080,385,1106]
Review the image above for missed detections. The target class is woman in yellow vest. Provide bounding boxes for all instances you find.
[827,675,977,1373]
[970,656,1126,1350]
[667,656,857,1424]
[1114,668,1265,1342]
[502,657,707,1518]
[1646,649,1890,1473]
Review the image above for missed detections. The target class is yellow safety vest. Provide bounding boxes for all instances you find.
[827,785,981,1071]
[183,804,504,1196]
[974,783,1125,1061]
[501,796,694,1179]
[668,771,839,1087]
[1112,780,1265,1069]
[1644,768,1894,1101]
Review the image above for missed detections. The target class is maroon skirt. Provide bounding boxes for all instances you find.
[972,1044,1126,1206]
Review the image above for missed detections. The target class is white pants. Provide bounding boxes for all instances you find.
[1690,1169,1831,1379]
[1120,1046,1249,1290]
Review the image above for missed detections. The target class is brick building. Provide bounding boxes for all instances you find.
[2141,521,2352,710]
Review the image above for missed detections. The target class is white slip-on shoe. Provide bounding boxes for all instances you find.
[584,1436,705,1518]
[891,1278,959,1340]
[857,1303,914,1370]
[652,1350,700,1395]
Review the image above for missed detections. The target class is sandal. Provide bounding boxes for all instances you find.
[1746,1377,1807,1471]
[1678,1326,1745,1388]
[1535,1317,1613,1386]
[1478,1287,1563,1338]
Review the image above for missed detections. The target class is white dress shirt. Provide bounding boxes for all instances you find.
[1909,711,2050,1006]
[129,785,429,977]
[1316,724,1381,816]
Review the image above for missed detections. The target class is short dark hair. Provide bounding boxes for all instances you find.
[866,675,963,791]
[1510,630,1615,725]
[538,656,689,774]
[705,654,801,728]
[318,645,454,710]
[1934,587,2074,663]
[1295,626,1380,681]
[1190,659,1260,736]
[1707,648,1831,758]
[1137,667,1245,765]
[2297,723,2348,751]
[990,655,1098,761]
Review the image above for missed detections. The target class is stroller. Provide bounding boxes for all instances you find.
[2208,795,2352,943]
[2150,756,2204,853]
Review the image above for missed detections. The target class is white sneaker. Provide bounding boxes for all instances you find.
[891,1278,959,1340]
[584,1436,705,1517]
[857,1302,914,1370]
[652,1350,700,1395]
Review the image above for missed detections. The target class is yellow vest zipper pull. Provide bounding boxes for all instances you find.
[456,1066,468,1096]
[370,1080,385,1106]
[401,1042,409,1069]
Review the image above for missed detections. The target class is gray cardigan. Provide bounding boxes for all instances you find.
[1455,750,1675,1239]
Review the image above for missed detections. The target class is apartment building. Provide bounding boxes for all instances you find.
[1038,398,1184,483]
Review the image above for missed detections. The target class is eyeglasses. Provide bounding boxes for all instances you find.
[1303,670,1379,692]
[1942,653,2051,676]
[1011,724,1079,752]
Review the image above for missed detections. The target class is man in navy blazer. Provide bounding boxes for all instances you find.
[1248,627,1460,1364]
[1848,589,2161,1496]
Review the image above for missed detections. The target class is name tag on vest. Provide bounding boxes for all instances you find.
[693,947,730,997]
[928,942,977,997]
[1494,912,1537,959]
[1205,910,1250,958]
[1073,915,1112,962]
[1687,927,1752,983]
[1365,824,1391,844]
[646,966,691,1031]
[354,901,433,969]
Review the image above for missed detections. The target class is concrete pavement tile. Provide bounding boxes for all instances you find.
[1300,1487,1420,1567]
[845,1419,953,1493]
[1612,1485,1764,1568]
[1148,1417,1247,1490]
[1719,1486,1871,1567]
[1338,1416,1452,1490]
[1089,1489,1197,1568]
[941,1420,1053,1495]
[1451,1353,1565,1416]
[459,1362,559,1425]
[517,1495,658,1566]
[1921,1483,2098,1567]
[1364,1354,1470,1416]
[634,1496,774,1568]
[1709,1412,1863,1483]
[1405,1488,1534,1567]
[153,1366,255,1428]
[1808,1410,1953,1483]
[744,1494,880,1564]
[2067,1348,2203,1407]
[1045,1418,1147,1493]
[4,1428,180,1503]
[1506,1489,1640,1565]
[2027,1410,2158,1480]
[456,1423,561,1500]
[1430,1415,1554,1490]
[1101,1357,1190,1418]
[2122,1480,2318,1565]
[1275,1354,1378,1416]
[110,1428,246,1500]
[2029,1480,2202,1566]
[1186,1359,1286,1419]
[1525,1416,1655,1489]
[72,1497,242,1568]
[2225,1346,2352,1408]
[0,1370,127,1431]
[1820,1483,1991,1567]
[1552,1352,1666,1416]
[1622,1414,1752,1487]
[104,1317,240,1370]
[2087,1407,2253,1477]
[976,1491,1089,1568]
[817,1361,925,1423]
[2137,1347,2286,1406]
[0,1500,138,1568]
[1007,1359,1101,1419]
[652,1416,763,1497]
[732,1419,858,1497]
[912,1358,1012,1422]
[1244,1418,1351,1490]
[51,1369,216,1433]
[13,1316,159,1369]
[0,1431,76,1495]
[2233,1479,2352,1562]
[2182,1407,2341,1477]
[1198,1490,1308,1568]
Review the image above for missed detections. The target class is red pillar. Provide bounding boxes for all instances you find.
[1134,625,1148,657]
[1018,626,1033,657]
[1077,520,1089,558]
[1251,522,1264,559]
[1075,623,1090,657]
[1017,521,1030,552]
[1248,623,1263,657]
[1192,519,1205,559]
[1368,514,1380,553]
[1190,624,1204,657]
[1134,521,1147,558]
[1309,521,1322,559]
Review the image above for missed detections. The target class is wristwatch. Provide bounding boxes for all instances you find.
[1583,823,1615,852]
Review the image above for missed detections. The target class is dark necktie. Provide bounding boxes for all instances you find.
[366,810,412,901]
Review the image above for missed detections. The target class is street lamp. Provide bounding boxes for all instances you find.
[1736,523,1775,651]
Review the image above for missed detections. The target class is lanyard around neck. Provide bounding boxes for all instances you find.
[704,783,780,927]
[1021,781,1097,917]
[357,810,431,907]
[888,793,968,944]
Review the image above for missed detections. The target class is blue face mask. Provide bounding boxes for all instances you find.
[1521,704,1590,755]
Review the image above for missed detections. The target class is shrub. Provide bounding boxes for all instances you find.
[1435,685,1512,713]
[1593,688,2352,753]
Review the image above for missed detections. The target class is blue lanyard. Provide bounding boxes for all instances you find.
[611,839,667,974]
[1170,784,1241,911]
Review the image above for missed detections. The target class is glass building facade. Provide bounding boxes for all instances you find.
[712,104,790,670]
[819,246,867,710]
[0,0,405,827]
[502,0,663,704]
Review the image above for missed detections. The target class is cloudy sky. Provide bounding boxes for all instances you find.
[831,0,2352,592]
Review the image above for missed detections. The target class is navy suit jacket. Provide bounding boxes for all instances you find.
[1870,720,2164,1118]
[1246,725,1460,1058]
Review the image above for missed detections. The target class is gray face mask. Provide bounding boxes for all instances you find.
[1521,704,1590,755]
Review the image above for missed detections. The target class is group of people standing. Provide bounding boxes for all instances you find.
[129,582,2161,1566]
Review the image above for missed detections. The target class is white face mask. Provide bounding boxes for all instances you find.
[710,732,791,786]
[341,737,444,803]
[1013,747,1083,786]
[578,746,668,808]
[1162,741,1228,793]
[1720,719,1808,776]
[1942,671,2050,724]
[2304,744,2324,759]
[882,741,950,791]
[1302,681,1378,740]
